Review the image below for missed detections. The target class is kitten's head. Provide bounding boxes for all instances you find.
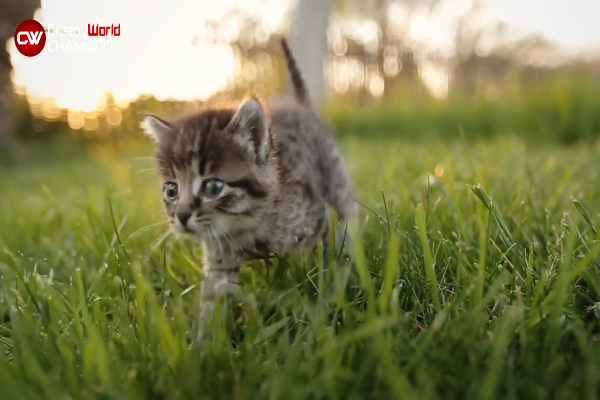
[141,97,279,239]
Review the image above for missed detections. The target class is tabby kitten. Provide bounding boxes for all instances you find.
[141,38,356,343]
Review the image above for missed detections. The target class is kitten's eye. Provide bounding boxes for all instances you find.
[164,182,179,200]
[201,179,224,197]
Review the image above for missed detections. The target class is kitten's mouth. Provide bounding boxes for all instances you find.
[174,222,212,237]
[173,222,199,235]
[173,217,224,238]
[181,226,195,234]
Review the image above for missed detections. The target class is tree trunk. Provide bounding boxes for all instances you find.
[0,43,13,153]
[0,0,41,157]
[288,0,332,107]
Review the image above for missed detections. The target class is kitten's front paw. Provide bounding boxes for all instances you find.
[195,300,213,347]
[335,221,353,261]
[195,291,242,348]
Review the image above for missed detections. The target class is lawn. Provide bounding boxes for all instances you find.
[1,135,600,399]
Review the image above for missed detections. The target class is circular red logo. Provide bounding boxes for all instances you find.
[14,19,46,57]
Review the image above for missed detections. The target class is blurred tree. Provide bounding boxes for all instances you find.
[288,0,332,106]
[450,0,490,95]
[450,0,560,97]
[0,0,40,157]
[331,0,440,102]
[201,5,286,99]
[187,0,574,107]
[374,0,439,100]
[202,0,333,106]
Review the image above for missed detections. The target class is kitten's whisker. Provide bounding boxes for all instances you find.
[127,156,155,162]
[208,226,222,253]
[140,228,172,262]
[134,168,158,176]
[213,225,225,255]
[126,221,168,241]
[222,232,233,251]
[150,228,172,250]
[224,229,235,251]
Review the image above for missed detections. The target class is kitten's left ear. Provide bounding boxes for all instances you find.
[141,114,173,146]
[225,97,270,164]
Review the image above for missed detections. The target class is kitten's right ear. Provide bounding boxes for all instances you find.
[141,114,173,145]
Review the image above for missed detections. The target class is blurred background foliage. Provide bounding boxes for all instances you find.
[2,0,600,165]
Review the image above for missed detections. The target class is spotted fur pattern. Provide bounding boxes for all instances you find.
[141,38,356,343]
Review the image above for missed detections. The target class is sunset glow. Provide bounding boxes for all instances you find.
[8,0,600,118]
[9,0,289,115]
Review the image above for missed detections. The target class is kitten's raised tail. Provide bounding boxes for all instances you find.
[280,38,310,106]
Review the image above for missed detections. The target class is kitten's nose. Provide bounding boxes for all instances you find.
[177,211,192,226]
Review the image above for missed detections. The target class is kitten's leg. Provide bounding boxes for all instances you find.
[319,146,357,260]
[197,242,242,346]
[335,217,351,259]
[319,216,330,268]
[309,209,330,269]
[316,130,358,262]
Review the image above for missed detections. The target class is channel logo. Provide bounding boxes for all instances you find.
[14,20,121,56]
[14,19,46,57]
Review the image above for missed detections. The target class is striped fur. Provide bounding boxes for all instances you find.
[280,38,310,106]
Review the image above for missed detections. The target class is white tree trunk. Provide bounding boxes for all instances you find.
[288,0,332,107]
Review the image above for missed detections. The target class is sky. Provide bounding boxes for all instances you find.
[8,0,600,113]
[10,0,288,111]
[488,0,600,49]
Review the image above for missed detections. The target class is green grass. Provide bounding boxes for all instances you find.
[2,135,600,399]
[327,75,600,145]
